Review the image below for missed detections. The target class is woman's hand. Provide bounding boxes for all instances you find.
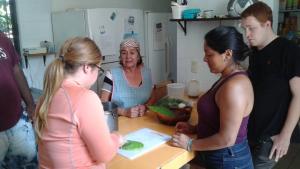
[138,105,146,117]
[124,106,140,118]
[111,131,126,147]
[172,133,191,149]
[175,122,196,134]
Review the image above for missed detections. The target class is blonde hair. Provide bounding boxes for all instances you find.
[35,37,102,143]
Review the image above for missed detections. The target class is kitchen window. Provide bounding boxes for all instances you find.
[0,0,21,55]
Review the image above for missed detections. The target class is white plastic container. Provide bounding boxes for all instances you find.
[171,6,188,19]
[167,83,185,99]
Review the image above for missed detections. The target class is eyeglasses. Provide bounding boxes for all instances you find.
[93,64,104,77]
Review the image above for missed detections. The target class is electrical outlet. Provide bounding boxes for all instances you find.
[191,61,198,73]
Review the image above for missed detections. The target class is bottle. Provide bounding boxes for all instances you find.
[279,0,287,10]
[188,79,200,98]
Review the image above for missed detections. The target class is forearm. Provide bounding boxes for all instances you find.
[13,64,34,107]
[118,107,126,116]
[280,95,300,137]
[144,89,155,108]
[190,133,234,151]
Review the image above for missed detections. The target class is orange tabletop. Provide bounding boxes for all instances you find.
[106,92,203,169]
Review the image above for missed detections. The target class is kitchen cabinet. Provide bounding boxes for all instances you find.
[170,17,240,35]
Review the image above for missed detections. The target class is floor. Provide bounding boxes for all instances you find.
[273,142,300,169]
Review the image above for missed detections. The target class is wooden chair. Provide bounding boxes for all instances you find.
[153,80,174,103]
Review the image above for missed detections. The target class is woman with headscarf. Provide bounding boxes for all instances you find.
[100,38,155,118]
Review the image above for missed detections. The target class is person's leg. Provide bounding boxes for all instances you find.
[4,113,38,169]
[200,140,254,169]
[0,132,9,169]
[223,140,254,169]
[248,137,276,169]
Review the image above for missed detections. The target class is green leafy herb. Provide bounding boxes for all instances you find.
[121,140,144,151]
[149,106,175,117]
[155,97,190,108]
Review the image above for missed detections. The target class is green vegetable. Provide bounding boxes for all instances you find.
[149,106,175,117]
[155,96,190,108]
[121,140,144,151]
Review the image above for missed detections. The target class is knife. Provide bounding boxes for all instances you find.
[120,142,131,149]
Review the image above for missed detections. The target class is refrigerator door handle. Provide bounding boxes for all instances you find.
[167,34,172,80]
[165,34,171,80]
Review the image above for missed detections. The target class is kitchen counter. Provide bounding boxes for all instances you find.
[106,92,203,169]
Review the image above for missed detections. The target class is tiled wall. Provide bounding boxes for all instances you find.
[16,0,54,90]
[176,0,278,92]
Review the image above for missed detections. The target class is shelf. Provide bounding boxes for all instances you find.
[279,9,300,13]
[24,52,57,68]
[27,52,57,57]
[170,17,241,35]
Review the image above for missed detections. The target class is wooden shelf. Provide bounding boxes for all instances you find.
[279,9,300,13]
[24,52,57,68]
[28,52,57,57]
[170,17,241,35]
[170,17,240,22]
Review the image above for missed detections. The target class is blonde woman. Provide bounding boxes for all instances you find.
[35,37,125,168]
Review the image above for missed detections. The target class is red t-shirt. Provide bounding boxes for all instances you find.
[0,30,23,131]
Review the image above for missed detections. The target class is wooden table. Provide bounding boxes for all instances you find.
[106,93,203,169]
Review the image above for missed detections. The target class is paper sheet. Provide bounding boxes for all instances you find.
[153,22,166,50]
[99,28,116,56]
[123,33,139,41]
[124,18,135,33]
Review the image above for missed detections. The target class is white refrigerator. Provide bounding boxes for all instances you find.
[52,8,177,95]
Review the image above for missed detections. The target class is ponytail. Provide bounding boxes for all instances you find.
[34,36,102,143]
[35,57,64,143]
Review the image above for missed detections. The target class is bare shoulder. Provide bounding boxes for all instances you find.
[223,74,252,91]
[217,74,253,101]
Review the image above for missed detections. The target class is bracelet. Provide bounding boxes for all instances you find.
[187,139,194,152]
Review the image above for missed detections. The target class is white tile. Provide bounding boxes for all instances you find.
[204,0,228,15]
[177,77,187,91]
[21,39,40,48]
[185,38,202,59]
[177,38,186,58]
[186,0,204,9]
[177,58,186,78]
[177,24,186,38]
[17,2,37,22]
[37,0,51,3]
[17,0,36,3]
[199,22,219,38]
[38,21,53,39]
[186,22,202,39]
[185,59,203,83]
[19,21,40,40]
[200,80,214,92]
[36,2,52,21]
[202,65,220,82]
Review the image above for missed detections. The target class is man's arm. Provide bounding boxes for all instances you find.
[13,63,35,122]
[269,76,300,162]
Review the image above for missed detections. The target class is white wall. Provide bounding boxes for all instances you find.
[176,0,278,92]
[52,0,172,12]
[16,0,55,90]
